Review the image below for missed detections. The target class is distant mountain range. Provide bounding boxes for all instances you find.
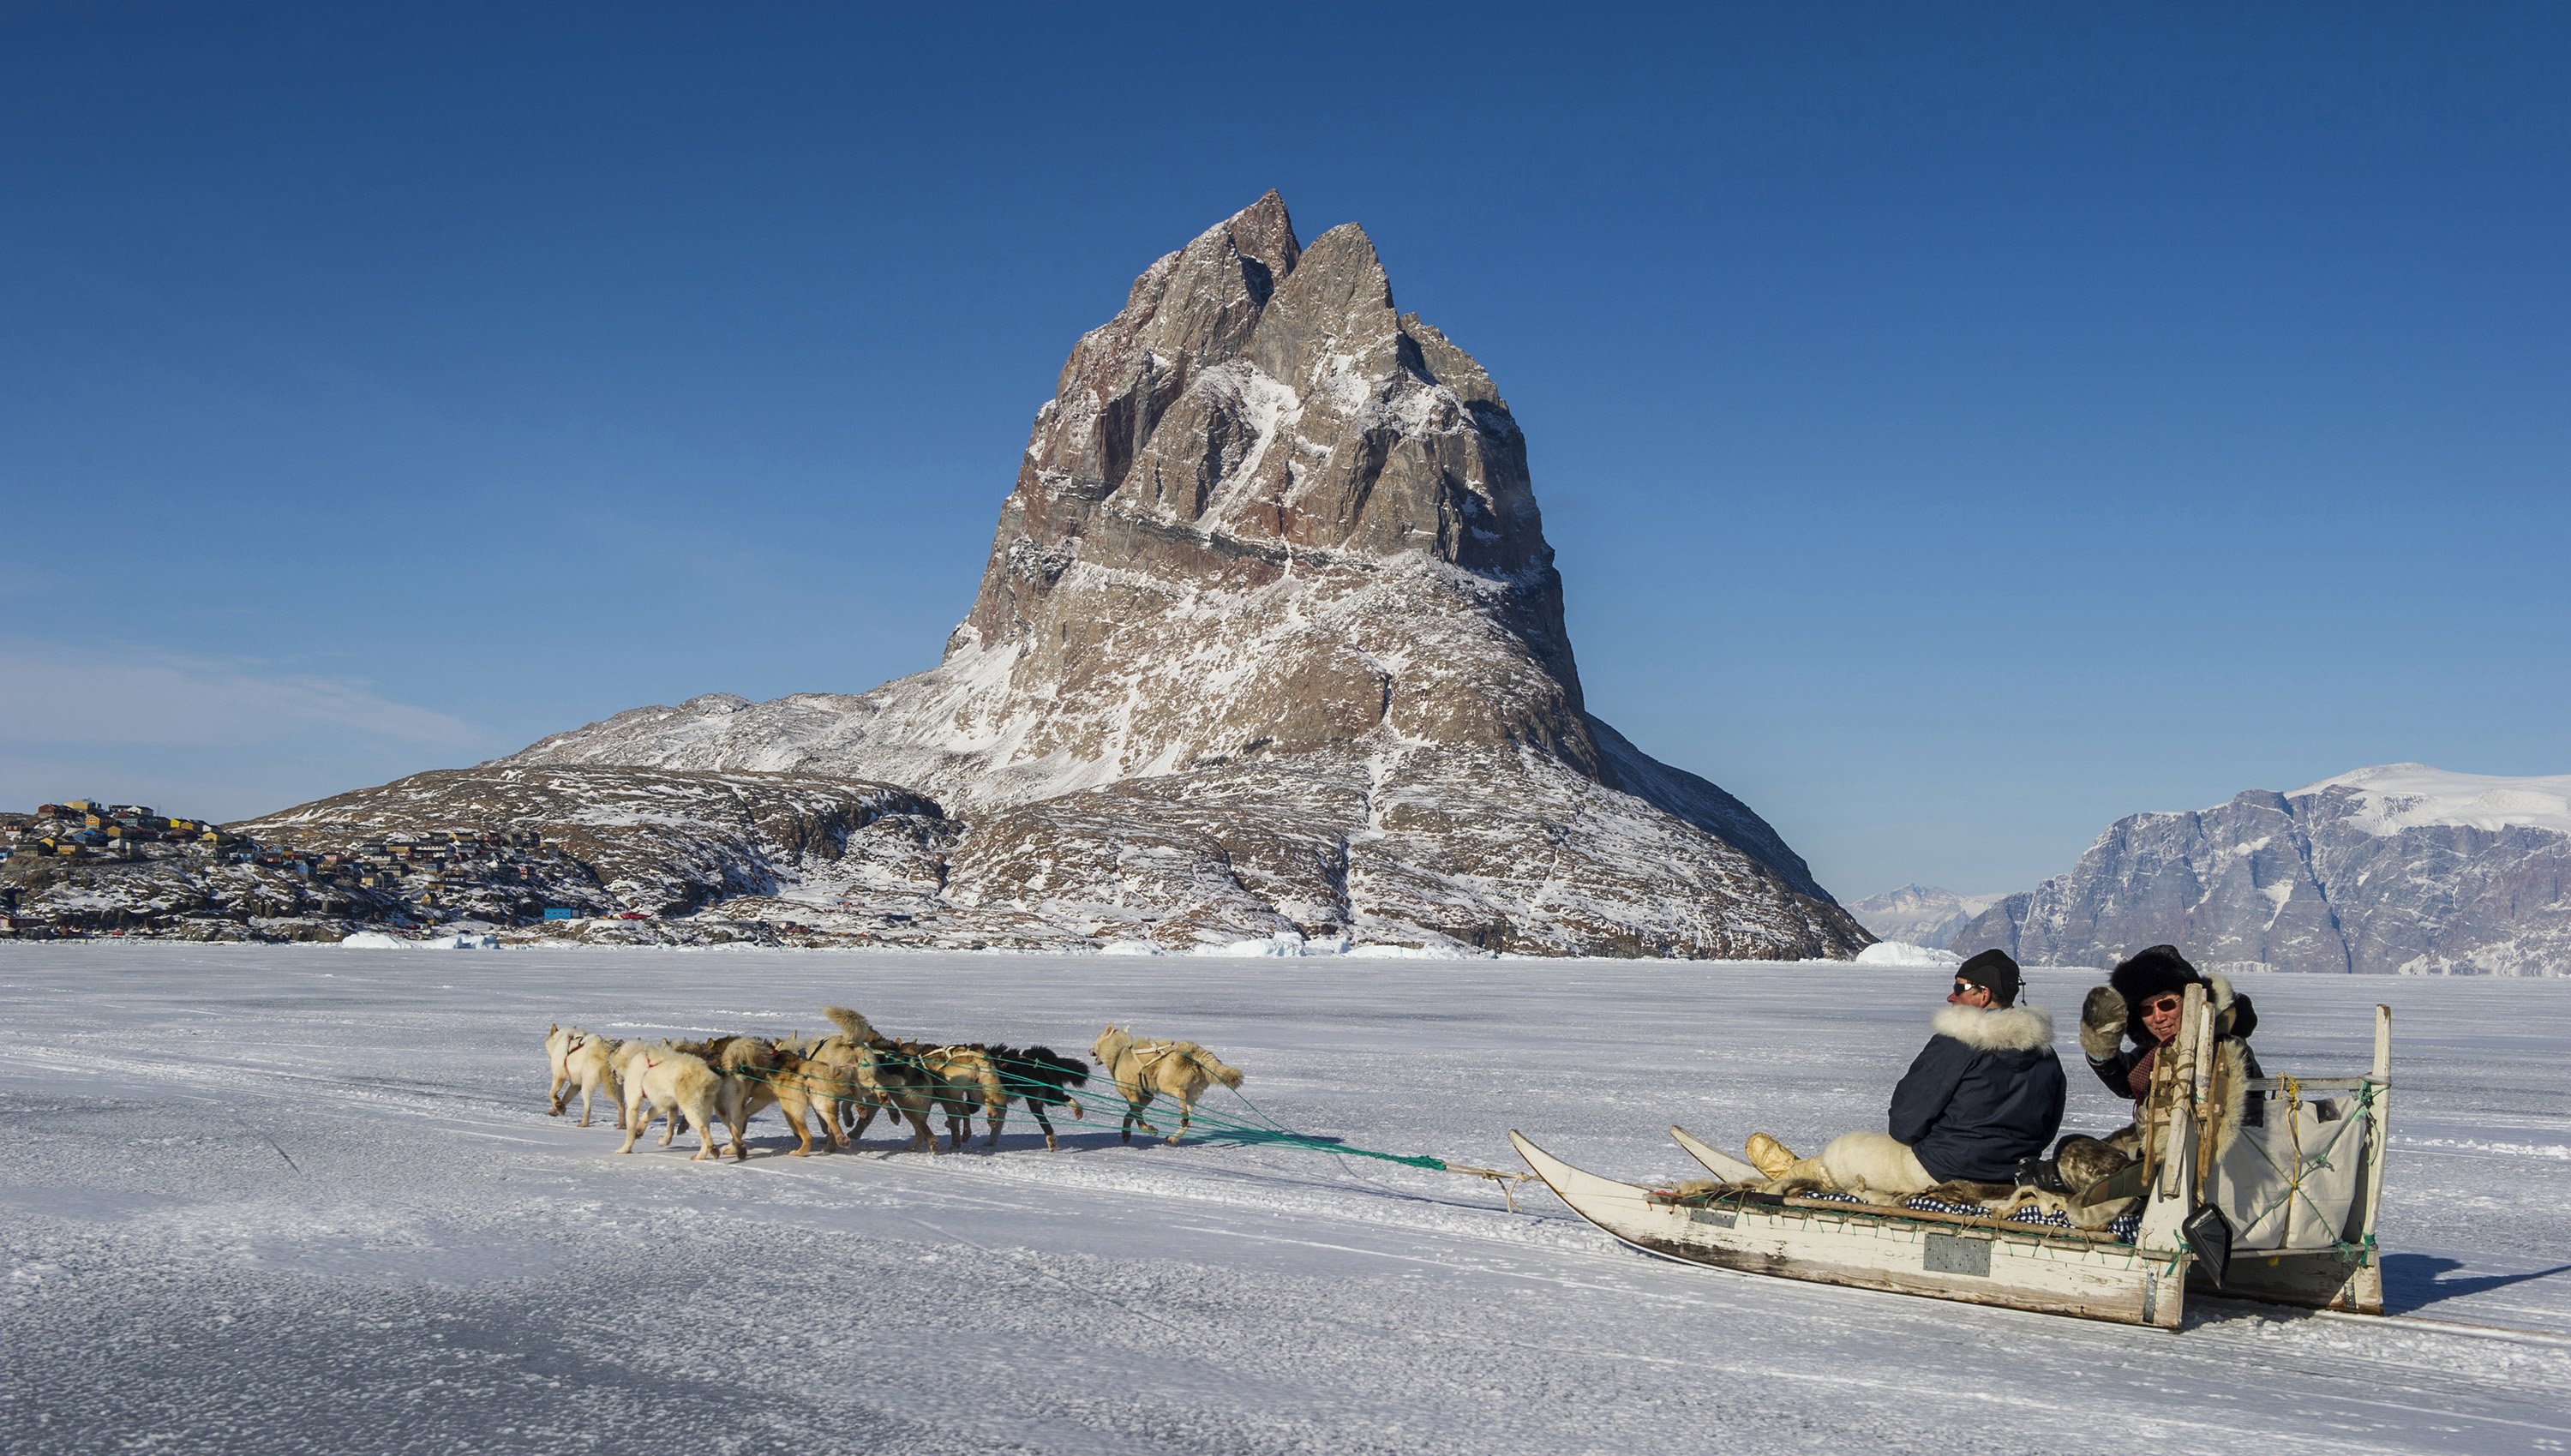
[1949,764,2571,974]
[1847,884,2008,949]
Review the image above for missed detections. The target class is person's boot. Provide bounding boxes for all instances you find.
[1744,1133,1799,1180]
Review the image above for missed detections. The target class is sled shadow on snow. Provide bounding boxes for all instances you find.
[2379,1253,2571,1314]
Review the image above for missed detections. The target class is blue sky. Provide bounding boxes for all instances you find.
[4,3,2564,900]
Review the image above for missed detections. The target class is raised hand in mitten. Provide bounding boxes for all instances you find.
[2079,985,2127,1062]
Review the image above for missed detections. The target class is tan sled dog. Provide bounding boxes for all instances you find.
[551,1030,624,1128]
[903,1042,1011,1151]
[1091,1026,1244,1145]
[674,1034,866,1159]
[615,1044,724,1160]
[823,1007,941,1153]
[761,1040,891,1154]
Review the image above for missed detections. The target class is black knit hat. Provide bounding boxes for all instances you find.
[2109,944,2202,1044]
[1955,949,2022,1008]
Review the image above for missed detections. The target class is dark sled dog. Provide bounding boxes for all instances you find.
[989,1046,1091,1150]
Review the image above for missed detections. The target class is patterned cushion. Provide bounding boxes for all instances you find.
[1796,1190,2142,1243]
[1993,1205,2144,1243]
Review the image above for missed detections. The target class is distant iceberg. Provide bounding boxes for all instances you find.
[1854,941,1965,968]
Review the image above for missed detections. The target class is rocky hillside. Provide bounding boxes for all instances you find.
[500,192,1865,958]
[2,848,405,942]
[1950,764,2571,974]
[231,765,951,935]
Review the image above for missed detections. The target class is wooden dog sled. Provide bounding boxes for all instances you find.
[1512,992,2392,1328]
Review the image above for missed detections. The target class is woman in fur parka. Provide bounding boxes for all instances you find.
[2080,944,2263,1144]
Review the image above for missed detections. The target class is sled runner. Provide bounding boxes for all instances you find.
[1513,992,2391,1328]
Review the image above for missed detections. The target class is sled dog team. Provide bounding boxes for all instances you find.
[543,1009,1246,1164]
[1728,944,2261,1229]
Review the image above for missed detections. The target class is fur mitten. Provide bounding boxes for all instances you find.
[2079,985,2126,1061]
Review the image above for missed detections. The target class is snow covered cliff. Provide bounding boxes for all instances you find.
[498,192,1865,957]
[1950,764,2571,974]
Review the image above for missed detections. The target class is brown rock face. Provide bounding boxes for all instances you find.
[506,193,1867,957]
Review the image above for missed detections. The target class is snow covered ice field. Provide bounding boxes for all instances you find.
[4,947,2568,1455]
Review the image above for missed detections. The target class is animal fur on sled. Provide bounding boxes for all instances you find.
[1917,1134,2141,1230]
[1091,1027,1244,1146]
[1747,1004,2058,1205]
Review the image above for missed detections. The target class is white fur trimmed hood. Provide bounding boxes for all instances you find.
[1931,1002,2056,1052]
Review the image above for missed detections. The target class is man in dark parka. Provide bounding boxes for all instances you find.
[1747,950,2066,1197]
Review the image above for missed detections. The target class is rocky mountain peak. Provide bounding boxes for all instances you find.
[496,195,1866,957]
[943,192,1576,788]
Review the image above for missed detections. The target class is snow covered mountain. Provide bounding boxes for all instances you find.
[496,192,1865,957]
[1950,764,2571,974]
[1847,884,2007,949]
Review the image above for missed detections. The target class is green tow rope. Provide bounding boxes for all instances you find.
[1089,1064,1535,1205]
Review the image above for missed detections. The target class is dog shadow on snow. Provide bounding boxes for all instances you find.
[2379,1253,2571,1314]
[722,1126,1230,1159]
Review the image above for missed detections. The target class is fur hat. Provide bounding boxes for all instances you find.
[2110,944,2203,1045]
[1955,949,2023,1008]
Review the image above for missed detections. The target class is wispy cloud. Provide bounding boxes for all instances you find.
[0,639,485,751]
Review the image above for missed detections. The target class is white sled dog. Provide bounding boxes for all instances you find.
[615,1044,725,1161]
[606,1039,689,1141]
[548,1028,624,1129]
[545,1023,584,1108]
[1091,1026,1244,1145]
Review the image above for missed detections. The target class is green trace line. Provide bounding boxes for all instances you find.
[680,1052,1462,1173]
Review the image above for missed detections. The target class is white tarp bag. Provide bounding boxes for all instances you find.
[2209,1092,2370,1251]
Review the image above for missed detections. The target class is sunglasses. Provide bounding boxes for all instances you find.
[2140,993,2186,1016]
